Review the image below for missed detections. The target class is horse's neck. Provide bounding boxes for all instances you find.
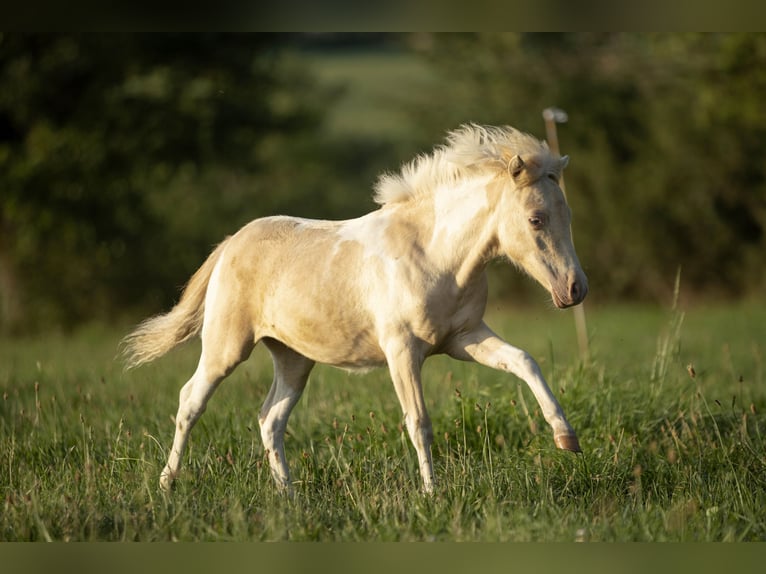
[424,176,499,286]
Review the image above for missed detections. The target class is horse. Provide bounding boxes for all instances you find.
[122,123,588,494]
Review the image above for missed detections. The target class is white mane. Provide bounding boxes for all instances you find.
[373,124,556,206]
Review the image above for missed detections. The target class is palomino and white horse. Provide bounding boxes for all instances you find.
[123,124,588,493]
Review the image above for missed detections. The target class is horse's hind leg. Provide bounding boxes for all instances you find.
[258,339,314,492]
[160,321,254,491]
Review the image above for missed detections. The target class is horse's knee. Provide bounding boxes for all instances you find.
[509,349,543,379]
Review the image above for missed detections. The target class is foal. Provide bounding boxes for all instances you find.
[123,124,588,493]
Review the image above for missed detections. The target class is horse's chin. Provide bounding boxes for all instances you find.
[551,291,577,309]
[552,296,574,309]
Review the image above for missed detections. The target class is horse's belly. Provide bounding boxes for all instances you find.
[258,281,385,368]
[265,319,387,370]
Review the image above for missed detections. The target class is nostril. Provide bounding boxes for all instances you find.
[569,281,580,301]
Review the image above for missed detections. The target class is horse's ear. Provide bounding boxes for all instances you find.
[508,155,525,180]
[560,155,569,170]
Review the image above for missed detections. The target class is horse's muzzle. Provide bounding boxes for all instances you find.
[552,274,588,308]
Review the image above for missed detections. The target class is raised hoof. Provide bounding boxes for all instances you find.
[554,433,582,453]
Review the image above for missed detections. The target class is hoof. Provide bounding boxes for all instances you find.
[159,471,176,492]
[554,433,582,453]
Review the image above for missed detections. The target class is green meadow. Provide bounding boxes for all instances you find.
[2,299,764,541]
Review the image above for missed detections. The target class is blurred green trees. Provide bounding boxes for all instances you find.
[1,33,764,332]
[0,34,384,332]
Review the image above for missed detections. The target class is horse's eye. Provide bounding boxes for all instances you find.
[547,173,559,183]
[529,214,546,230]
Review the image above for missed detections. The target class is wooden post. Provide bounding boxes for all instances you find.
[543,107,589,361]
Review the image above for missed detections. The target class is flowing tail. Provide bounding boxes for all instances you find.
[121,238,231,369]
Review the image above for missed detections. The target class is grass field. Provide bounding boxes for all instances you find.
[1,299,765,541]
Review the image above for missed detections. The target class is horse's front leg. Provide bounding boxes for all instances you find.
[384,340,435,493]
[447,321,581,452]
